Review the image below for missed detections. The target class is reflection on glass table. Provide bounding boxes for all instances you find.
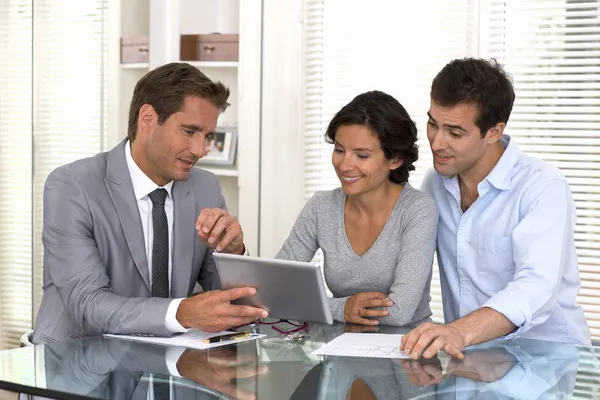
[0,322,598,399]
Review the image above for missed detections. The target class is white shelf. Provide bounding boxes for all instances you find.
[184,61,239,68]
[197,166,239,177]
[121,62,149,69]
[121,61,238,70]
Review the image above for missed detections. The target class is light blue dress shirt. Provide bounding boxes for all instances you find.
[422,135,590,345]
[435,338,580,399]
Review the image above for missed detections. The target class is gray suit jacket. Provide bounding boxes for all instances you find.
[43,338,222,399]
[33,139,224,344]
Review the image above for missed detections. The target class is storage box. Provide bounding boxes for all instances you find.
[120,36,149,64]
[180,34,239,62]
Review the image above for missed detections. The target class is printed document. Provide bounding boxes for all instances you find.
[312,333,410,359]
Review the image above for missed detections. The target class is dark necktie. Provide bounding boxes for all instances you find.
[152,375,171,400]
[149,188,169,298]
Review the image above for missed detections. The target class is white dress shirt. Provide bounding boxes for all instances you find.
[125,141,249,387]
[124,141,187,334]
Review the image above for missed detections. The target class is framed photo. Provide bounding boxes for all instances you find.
[198,126,238,166]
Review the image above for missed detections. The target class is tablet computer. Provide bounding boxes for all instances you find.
[213,253,333,325]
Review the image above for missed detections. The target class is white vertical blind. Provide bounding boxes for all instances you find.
[0,0,33,350]
[32,0,109,324]
[0,0,109,350]
[303,0,473,321]
[480,0,600,341]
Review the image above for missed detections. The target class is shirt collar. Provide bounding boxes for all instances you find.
[125,140,174,201]
[440,134,520,196]
[484,134,521,191]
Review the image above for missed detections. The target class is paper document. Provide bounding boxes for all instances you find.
[104,329,264,350]
[312,333,410,359]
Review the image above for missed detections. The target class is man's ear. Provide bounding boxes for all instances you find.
[484,122,505,144]
[138,104,158,133]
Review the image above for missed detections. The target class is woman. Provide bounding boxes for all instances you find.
[277,90,438,326]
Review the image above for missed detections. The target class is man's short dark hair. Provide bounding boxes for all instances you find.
[127,62,230,141]
[325,90,419,185]
[431,58,515,137]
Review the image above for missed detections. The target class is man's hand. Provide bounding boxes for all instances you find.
[176,287,268,332]
[400,322,465,360]
[344,292,392,325]
[401,357,444,386]
[196,208,244,254]
[177,348,268,400]
[402,348,517,387]
[446,348,517,383]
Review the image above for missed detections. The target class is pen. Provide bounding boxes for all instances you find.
[203,331,250,344]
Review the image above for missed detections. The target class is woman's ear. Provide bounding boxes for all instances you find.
[389,158,404,171]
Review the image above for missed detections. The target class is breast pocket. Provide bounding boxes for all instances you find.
[477,235,515,292]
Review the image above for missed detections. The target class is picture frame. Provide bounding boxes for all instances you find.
[198,126,238,166]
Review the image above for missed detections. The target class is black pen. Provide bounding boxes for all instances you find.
[203,331,250,344]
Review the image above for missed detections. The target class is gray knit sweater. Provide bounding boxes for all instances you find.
[276,184,438,326]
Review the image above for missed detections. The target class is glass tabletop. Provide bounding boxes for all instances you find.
[0,321,599,399]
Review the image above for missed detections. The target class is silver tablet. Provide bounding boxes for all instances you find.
[212,253,333,325]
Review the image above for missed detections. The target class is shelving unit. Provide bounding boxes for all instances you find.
[112,0,261,254]
[120,62,149,70]
[186,61,239,68]
[120,61,238,70]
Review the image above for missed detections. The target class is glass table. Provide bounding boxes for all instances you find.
[0,322,599,399]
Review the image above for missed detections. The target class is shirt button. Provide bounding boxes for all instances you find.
[463,308,468,314]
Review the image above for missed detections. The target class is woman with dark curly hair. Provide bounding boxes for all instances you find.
[277,90,438,327]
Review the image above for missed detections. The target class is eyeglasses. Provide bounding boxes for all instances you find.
[269,319,309,335]
[234,319,308,335]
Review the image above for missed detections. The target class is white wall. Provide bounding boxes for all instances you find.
[236,0,262,255]
[179,0,239,34]
[258,0,306,257]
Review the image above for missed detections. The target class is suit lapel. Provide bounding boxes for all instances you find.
[110,371,143,400]
[129,373,150,400]
[171,179,195,298]
[104,139,151,291]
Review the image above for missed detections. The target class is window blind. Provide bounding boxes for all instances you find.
[303,0,473,321]
[31,0,109,326]
[0,0,33,350]
[481,0,600,341]
[0,0,109,350]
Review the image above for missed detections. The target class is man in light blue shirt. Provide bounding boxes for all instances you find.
[402,337,581,398]
[401,58,591,361]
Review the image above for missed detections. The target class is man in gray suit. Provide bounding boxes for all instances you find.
[42,337,265,399]
[32,62,268,344]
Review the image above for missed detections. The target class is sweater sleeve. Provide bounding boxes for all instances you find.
[276,192,350,321]
[377,194,438,326]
